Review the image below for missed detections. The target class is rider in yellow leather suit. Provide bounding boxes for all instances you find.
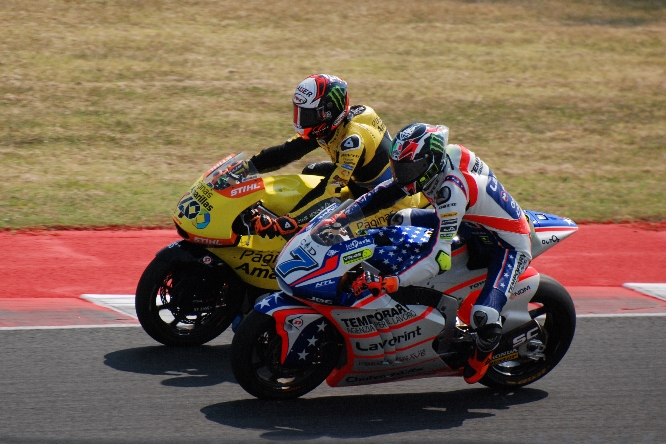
[249,74,394,237]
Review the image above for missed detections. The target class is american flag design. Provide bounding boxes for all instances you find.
[365,226,437,276]
[282,315,330,367]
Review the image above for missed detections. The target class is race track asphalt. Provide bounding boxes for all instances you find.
[0,316,664,444]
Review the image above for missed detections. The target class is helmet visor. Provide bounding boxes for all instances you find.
[294,105,325,129]
[390,157,431,186]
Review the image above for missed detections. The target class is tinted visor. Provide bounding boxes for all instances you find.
[390,157,431,185]
[294,105,326,129]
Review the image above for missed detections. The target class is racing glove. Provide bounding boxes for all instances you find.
[351,271,399,297]
[251,214,299,239]
[274,215,299,237]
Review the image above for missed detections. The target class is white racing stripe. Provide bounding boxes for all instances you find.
[623,283,666,302]
[0,324,140,331]
[80,294,138,319]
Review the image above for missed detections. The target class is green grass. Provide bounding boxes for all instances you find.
[1,0,665,228]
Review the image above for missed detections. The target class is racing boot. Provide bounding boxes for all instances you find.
[464,310,502,384]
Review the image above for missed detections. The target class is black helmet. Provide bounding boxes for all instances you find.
[389,123,449,195]
[292,74,349,140]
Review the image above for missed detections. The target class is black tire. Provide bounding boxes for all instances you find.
[480,275,576,388]
[231,310,340,400]
[135,257,243,346]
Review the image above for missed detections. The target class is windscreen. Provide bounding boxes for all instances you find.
[310,200,366,247]
[204,153,259,190]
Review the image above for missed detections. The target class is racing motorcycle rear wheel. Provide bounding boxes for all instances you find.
[231,310,340,400]
[480,275,576,388]
[135,258,243,346]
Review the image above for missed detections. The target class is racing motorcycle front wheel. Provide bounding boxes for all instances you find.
[231,310,340,400]
[135,258,243,346]
[480,275,576,388]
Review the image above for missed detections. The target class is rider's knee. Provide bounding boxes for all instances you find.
[470,305,501,330]
[389,208,438,229]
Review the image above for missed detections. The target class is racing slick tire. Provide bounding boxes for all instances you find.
[231,310,340,400]
[480,275,576,389]
[135,257,242,346]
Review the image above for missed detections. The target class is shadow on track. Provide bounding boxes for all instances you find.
[103,344,233,387]
[201,388,548,440]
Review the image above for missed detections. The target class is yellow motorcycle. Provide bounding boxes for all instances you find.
[135,153,425,346]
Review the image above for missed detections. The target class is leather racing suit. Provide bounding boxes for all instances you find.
[250,105,393,226]
[344,143,533,330]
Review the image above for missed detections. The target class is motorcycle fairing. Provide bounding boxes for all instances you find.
[254,291,312,316]
[320,270,541,387]
[254,292,328,365]
[154,240,227,267]
[173,152,323,246]
[256,289,459,386]
[276,235,376,299]
[216,177,265,198]
[273,310,332,367]
[308,295,457,387]
[211,242,285,290]
[524,210,578,257]
[259,270,543,385]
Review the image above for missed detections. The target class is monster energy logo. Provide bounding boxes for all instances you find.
[430,133,445,154]
[328,86,345,109]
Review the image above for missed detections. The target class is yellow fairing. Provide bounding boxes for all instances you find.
[173,174,321,244]
[261,175,323,216]
[172,167,427,288]
[208,236,286,290]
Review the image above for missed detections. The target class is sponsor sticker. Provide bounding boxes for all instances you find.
[489,350,519,366]
[342,248,372,265]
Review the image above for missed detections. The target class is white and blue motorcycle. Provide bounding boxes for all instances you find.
[231,201,577,400]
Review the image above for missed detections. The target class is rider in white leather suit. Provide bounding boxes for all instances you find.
[342,122,532,383]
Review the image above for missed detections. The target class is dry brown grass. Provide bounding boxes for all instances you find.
[1,0,665,228]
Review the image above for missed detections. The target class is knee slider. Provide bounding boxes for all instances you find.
[470,306,501,330]
[389,209,411,226]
